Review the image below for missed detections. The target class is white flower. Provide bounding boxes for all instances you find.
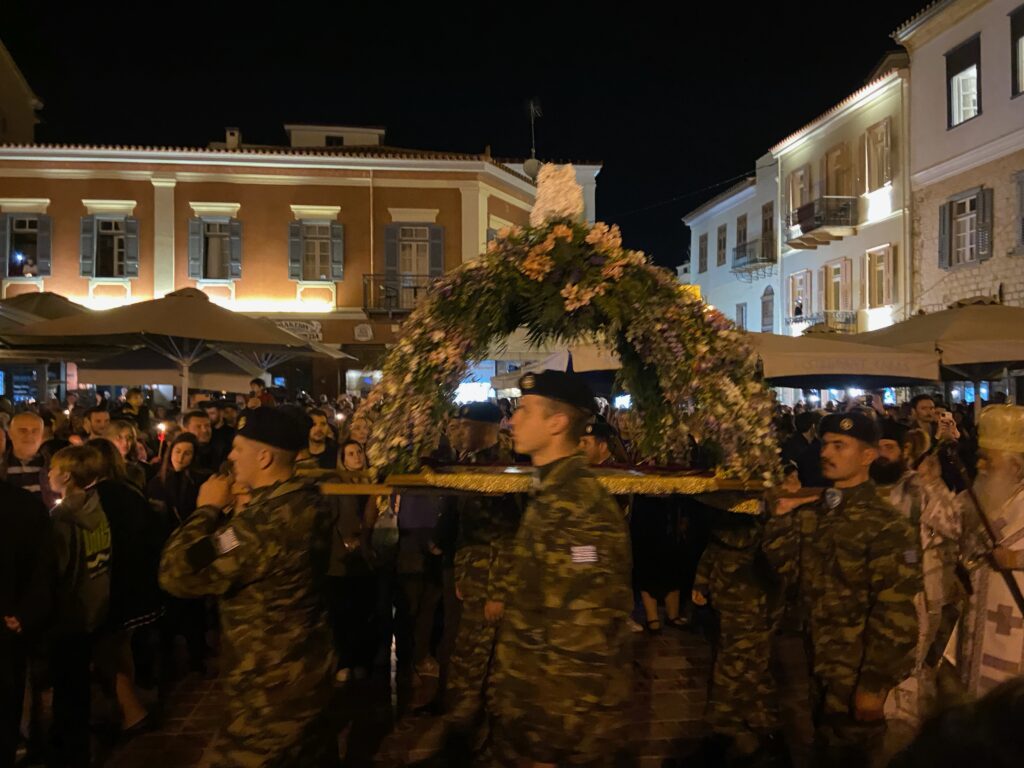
[530,164,585,227]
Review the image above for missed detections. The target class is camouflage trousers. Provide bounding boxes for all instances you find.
[706,611,782,738]
[444,599,498,733]
[205,685,335,768]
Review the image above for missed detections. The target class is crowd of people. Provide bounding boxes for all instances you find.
[1,376,1023,768]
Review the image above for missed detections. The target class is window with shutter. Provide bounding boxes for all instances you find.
[946,35,981,127]
[1016,172,1024,252]
[938,203,951,269]
[761,286,774,332]
[717,225,727,267]
[839,258,852,311]
[94,218,127,278]
[80,215,96,277]
[187,217,242,280]
[951,194,978,266]
[761,202,774,261]
[301,222,332,281]
[698,233,708,273]
[866,118,892,192]
[202,221,232,280]
[735,303,747,330]
[330,222,344,280]
[5,214,47,277]
[866,245,896,308]
[789,270,809,318]
[1013,6,1024,97]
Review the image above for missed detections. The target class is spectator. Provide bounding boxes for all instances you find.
[781,411,825,488]
[0,479,52,768]
[249,378,276,408]
[909,394,938,439]
[83,406,111,440]
[182,410,217,475]
[299,409,339,470]
[46,445,111,768]
[103,420,149,492]
[1,411,59,508]
[90,439,164,736]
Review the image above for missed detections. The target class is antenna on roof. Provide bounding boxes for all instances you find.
[523,99,543,180]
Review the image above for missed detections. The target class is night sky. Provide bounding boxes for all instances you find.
[5,2,926,268]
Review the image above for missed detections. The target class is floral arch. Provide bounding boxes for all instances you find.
[357,166,779,484]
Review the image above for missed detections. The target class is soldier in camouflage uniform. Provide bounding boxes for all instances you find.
[763,412,921,766]
[443,402,522,741]
[489,372,633,767]
[159,408,335,768]
[693,509,785,763]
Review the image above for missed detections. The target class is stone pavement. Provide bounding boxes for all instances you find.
[94,625,913,767]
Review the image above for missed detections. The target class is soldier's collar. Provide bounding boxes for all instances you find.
[251,475,309,502]
[535,453,581,484]
[823,480,875,511]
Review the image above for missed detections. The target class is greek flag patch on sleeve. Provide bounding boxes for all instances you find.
[571,545,598,563]
[214,527,241,556]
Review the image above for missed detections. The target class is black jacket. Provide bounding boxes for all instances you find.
[95,479,167,629]
[0,480,53,639]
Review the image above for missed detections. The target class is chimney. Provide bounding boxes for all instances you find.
[225,127,241,149]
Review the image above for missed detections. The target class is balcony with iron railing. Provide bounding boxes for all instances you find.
[362,274,436,315]
[785,308,858,333]
[784,195,859,249]
[731,237,777,270]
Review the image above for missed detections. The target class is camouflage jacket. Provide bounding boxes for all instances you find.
[159,477,334,701]
[490,454,633,734]
[451,442,523,603]
[694,514,775,617]
[762,480,921,693]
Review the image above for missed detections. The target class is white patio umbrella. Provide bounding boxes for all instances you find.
[4,288,352,396]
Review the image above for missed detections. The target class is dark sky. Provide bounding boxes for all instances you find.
[4,2,925,268]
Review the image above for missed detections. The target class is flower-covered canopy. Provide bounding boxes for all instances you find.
[357,165,780,483]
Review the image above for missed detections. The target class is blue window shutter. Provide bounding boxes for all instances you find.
[0,214,9,276]
[486,227,497,243]
[428,225,444,276]
[123,216,140,277]
[188,218,204,279]
[288,221,303,280]
[80,215,96,277]
[330,222,344,280]
[228,218,243,279]
[977,188,994,261]
[384,224,399,276]
[938,203,951,270]
[36,214,52,276]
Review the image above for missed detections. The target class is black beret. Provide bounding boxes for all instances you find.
[518,370,597,414]
[198,400,219,410]
[236,407,309,452]
[819,411,881,446]
[583,421,616,441]
[458,402,502,424]
[879,419,907,444]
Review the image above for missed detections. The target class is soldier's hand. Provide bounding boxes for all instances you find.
[773,495,815,516]
[484,600,505,623]
[197,474,234,510]
[3,615,22,634]
[455,581,463,601]
[992,546,1022,570]
[852,689,887,722]
[691,589,708,607]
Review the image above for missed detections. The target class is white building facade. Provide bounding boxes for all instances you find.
[894,0,1024,311]
[682,153,781,332]
[772,67,912,337]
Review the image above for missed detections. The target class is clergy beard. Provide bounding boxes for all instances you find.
[973,468,1023,513]
[871,457,906,486]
